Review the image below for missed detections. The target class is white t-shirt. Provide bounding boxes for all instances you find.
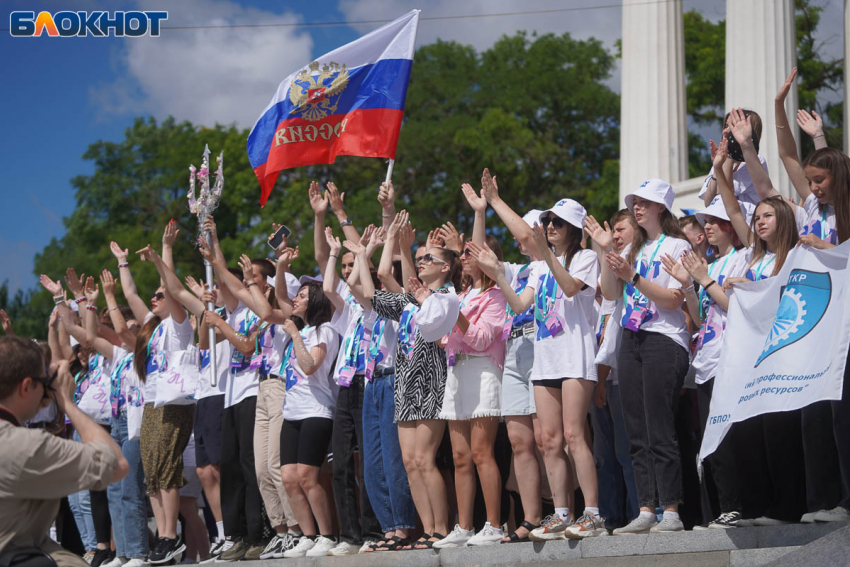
[596,298,621,384]
[796,193,837,245]
[142,314,194,403]
[224,302,262,408]
[196,341,230,400]
[741,247,777,281]
[330,301,367,386]
[699,155,769,206]
[620,236,691,350]
[690,248,751,384]
[109,345,142,416]
[281,323,340,421]
[504,262,535,330]
[525,250,599,381]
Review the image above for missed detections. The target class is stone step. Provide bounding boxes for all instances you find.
[240,522,843,567]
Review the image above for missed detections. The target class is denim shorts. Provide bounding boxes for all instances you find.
[501,336,536,416]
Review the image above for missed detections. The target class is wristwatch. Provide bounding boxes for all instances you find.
[630,272,640,286]
[339,217,353,228]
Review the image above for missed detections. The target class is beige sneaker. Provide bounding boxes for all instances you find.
[565,513,608,538]
[529,515,570,541]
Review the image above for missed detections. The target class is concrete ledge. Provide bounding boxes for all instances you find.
[439,539,581,566]
[730,547,796,567]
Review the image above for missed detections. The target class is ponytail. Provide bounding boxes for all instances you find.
[134,315,162,382]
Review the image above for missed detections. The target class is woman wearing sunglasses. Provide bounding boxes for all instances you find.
[363,211,462,550]
[592,179,692,535]
[478,198,603,540]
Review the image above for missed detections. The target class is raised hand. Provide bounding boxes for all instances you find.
[184,275,204,299]
[308,181,328,215]
[65,268,86,299]
[110,241,129,263]
[377,181,395,209]
[398,222,415,251]
[278,246,300,266]
[49,307,59,328]
[238,254,255,283]
[40,274,64,296]
[367,227,386,256]
[136,244,156,262]
[427,229,443,249]
[584,215,613,250]
[359,224,376,248]
[728,108,753,147]
[197,238,215,263]
[407,277,432,304]
[776,67,797,103]
[531,223,551,257]
[343,239,366,256]
[605,251,635,281]
[480,168,499,203]
[100,270,117,297]
[712,131,729,170]
[660,254,691,287]
[461,182,487,213]
[469,241,502,279]
[388,210,409,239]
[202,215,218,241]
[681,251,710,285]
[162,218,180,247]
[83,276,99,304]
[437,222,463,253]
[326,182,345,216]
[324,226,342,256]
[0,309,13,336]
[200,288,217,306]
[796,109,824,140]
[268,222,288,250]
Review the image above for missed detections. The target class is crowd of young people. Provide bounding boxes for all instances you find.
[12,67,850,565]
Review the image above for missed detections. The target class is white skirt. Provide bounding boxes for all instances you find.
[439,355,503,420]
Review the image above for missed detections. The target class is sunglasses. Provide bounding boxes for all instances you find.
[417,253,447,265]
[33,372,57,397]
[540,216,566,230]
[151,292,165,301]
[462,249,473,257]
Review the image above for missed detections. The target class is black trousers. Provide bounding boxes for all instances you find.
[90,423,112,544]
[833,358,850,509]
[618,330,690,508]
[734,411,806,521]
[697,380,742,518]
[221,396,267,544]
[332,376,382,543]
[801,401,842,512]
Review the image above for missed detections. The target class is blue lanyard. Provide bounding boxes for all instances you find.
[753,254,775,280]
[699,249,735,320]
[145,321,165,360]
[820,207,830,241]
[622,234,667,306]
[279,326,311,376]
[506,263,531,318]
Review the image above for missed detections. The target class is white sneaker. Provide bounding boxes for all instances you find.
[565,513,608,538]
[432,525,473,549]
[613,515,658,535]
[753,516,791,526]
[529,515,570,541]
[102,557,128,567]
[358,540,377,554]
[305,536,338,557]
[467,523,504,546]
[258,534,286,560]
[123,560,147,567]
[283,537,315,558]
[814,506,850,522]
[650,516,684,533]
[327,541,359,556]
[801,511,820,523]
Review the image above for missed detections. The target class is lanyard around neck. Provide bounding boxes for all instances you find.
[623,234,666,305]
[700,249,735,320]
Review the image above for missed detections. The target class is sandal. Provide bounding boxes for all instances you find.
[361,540,383,553]
[411,532,444,550]
[376,535,411,551]
[501,521,539,543]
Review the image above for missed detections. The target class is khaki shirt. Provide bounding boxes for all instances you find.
[0,421,117,567]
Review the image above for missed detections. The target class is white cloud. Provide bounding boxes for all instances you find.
[92,0,314,128]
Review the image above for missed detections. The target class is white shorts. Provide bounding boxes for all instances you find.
[439,355,503,420]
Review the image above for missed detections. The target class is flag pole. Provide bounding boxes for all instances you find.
[385,158,395,185]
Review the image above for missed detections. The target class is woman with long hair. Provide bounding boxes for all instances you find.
[480,198,603,539]
[363,212,462,551]
[593,179,692,534]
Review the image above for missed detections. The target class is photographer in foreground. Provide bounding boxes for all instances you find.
[0,336,129,567]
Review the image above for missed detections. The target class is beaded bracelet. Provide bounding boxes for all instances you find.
[86,305,98,311]
[74,297,87,304]
[118,262,130,268]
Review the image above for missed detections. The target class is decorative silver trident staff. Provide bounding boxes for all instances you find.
[188,144,224,386]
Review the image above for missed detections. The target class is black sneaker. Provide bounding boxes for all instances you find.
[149,536,186,565]
[707,511,742,529]
[90,549,114,567]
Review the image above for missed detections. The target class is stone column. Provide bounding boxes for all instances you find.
[725,0,797,198]
[619,0,688,202]
[845,0,849,154]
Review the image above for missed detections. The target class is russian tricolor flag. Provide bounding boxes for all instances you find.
[248,10,420,206]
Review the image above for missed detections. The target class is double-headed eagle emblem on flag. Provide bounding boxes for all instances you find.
[288,61,350,122]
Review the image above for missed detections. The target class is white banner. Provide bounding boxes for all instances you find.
[699,240,850,465]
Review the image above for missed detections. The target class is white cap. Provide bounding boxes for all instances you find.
[695,195,756,226]
[522,209,544,228]
[539,199,586,230]
[299,274,323,286]
[625,179,675,214]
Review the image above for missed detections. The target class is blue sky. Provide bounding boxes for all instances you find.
[0,0,843,293]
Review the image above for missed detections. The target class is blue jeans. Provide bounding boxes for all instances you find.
[362,374,416,533]
[69,430,96,551]
[107,411,149,559]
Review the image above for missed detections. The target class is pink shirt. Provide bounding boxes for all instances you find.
[444,286,507,369]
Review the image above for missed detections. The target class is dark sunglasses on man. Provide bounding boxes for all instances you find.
[32,371,57,399]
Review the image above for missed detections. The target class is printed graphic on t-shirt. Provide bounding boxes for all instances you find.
[365,317,389,380]
[338,316,366,386]
[398,303,419,358]
[230,311,260,373]
[534,271,565,340]
[145,323,166,375]
[697,272,731,349]
[622,256,663,329]
[512,271,534,328]
[801,213,837,245]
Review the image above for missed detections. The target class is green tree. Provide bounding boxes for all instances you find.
[20,31,621,340]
